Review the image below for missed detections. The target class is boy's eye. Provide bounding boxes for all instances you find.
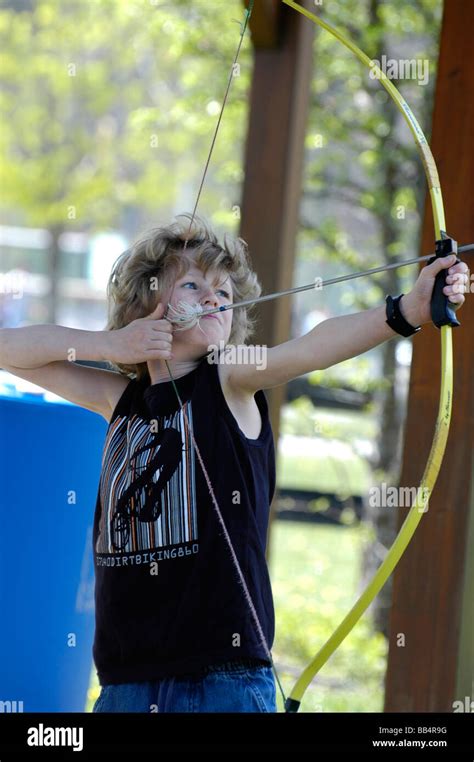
[181,282,231,300]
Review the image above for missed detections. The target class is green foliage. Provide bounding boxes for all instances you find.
[0,0,250,234]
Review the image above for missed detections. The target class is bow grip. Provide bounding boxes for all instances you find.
[428,234,461,328]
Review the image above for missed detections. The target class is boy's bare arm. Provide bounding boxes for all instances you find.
[224,255,467,394]
[0,326,130,420]
[0,324,109,369]
[0,304,172,420]
[0,359,130,420]
[224,304,397,393]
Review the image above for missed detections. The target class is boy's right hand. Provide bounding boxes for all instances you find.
[105,304,173,364]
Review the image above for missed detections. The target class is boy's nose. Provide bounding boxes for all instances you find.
[201,288,219,306]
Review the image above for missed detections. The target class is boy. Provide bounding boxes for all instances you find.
[0,214,467,712]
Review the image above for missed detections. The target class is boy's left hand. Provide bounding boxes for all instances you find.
[401,255,469,326]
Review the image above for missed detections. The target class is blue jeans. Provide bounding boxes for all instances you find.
[93,661,276,713]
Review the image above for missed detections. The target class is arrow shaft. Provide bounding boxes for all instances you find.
[171,244,473,322]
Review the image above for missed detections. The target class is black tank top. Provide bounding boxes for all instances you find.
[92,356,276,684]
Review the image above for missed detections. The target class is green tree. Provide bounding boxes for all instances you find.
[0,0,251,319]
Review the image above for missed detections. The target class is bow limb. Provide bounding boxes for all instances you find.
[281,0,454,712]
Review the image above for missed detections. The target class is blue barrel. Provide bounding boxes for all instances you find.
[0,380,106,712]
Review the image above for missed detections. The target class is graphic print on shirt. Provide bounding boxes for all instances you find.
[95,403,197,556]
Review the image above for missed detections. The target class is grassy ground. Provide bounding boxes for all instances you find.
[86,519,387,713]
[270,520,387,712]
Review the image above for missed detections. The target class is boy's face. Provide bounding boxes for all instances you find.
[167,262,233,355]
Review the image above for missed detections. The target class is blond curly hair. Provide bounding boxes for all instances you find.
[106,213,262,379]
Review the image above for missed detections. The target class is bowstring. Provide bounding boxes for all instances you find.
[161,0,287,705]
[165,368,287,704]
[182,0,255,252]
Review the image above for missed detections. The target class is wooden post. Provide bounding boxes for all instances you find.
[239,0,314,462]
[384,0,474,711]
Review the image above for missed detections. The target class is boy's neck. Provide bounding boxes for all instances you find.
[148,358,202,385]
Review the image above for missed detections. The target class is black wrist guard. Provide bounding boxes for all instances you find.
[385,294,421,337]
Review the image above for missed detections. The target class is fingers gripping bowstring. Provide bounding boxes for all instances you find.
[160,2,287,704]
